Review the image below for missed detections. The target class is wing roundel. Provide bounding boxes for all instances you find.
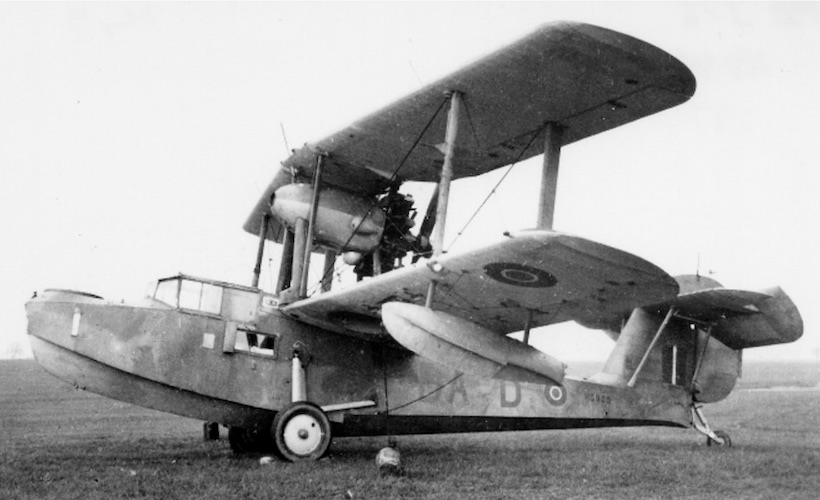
[282,230,680,336]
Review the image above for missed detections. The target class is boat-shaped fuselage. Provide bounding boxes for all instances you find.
[26,275,692,437]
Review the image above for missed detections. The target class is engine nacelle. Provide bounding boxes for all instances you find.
[381,302,565,385]
[271,183,385,255]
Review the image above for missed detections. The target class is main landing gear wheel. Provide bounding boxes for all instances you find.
[271,402,332,461]
[707,430,732,447]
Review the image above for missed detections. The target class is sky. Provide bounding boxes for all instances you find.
[1,2,818,363]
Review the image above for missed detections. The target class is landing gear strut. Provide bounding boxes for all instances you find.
[691,404,731,447]
[707,430,732,447]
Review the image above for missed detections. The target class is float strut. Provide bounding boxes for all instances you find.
[425,282,436,309]
[523,310,534,345]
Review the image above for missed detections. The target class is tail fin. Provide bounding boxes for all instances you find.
[591,275,802,403]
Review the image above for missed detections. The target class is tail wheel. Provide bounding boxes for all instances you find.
[271,402,332,461]
[707,430,732,447]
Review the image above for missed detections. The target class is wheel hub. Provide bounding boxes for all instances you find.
[282,414,323,456]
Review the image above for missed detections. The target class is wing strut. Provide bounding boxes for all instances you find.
[426,91,462,307]
[321,250,336,292]
[279,153,326,302]
[431,91,462,257]
[251,213,270,288]
[536,123,564,230]
[690,325,713,393]
[298,154,326,297]
[627,307,676,387]
[275,230,295,294]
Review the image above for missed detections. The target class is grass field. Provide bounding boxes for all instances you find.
[1,360,818,499]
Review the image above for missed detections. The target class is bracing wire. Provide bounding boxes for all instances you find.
[445,124,547,253]
[388,374,463,412]
[303,96,451,296]
[461,98,482,151]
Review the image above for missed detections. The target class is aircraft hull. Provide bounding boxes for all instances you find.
[26,289,692,437]
[29,335,270,426]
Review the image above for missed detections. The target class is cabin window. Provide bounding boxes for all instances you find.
[233,328,278,358]
[154,279,180,307]
[152,277,223,315]
[221,287,259,323]
[179,280,222,314]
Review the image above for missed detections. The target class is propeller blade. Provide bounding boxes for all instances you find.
[412,186,438,261]
[417,185,439,239]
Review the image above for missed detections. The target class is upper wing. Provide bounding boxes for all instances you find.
[668,287,803,349]
[245,21,696,239]
[281,230,679,336]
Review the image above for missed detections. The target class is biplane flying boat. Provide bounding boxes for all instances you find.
[26,22,803,462]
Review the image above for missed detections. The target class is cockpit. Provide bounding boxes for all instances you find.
[146,274,262,324]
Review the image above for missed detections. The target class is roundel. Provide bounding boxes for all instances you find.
[544,384,566,406]
[484,262,557,288]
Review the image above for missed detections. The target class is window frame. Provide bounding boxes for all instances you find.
[233,327,279,359]
[151,275,228,316]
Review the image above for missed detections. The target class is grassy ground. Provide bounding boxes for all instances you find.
[1,360,818,499]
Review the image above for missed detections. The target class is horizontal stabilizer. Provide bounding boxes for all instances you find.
[670,287,803,350]
[672,288,773,322]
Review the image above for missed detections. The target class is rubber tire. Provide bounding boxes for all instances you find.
[271,402,332,462]
[707,430,732,447]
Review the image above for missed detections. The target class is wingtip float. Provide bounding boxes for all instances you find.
[27,21,800,462]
